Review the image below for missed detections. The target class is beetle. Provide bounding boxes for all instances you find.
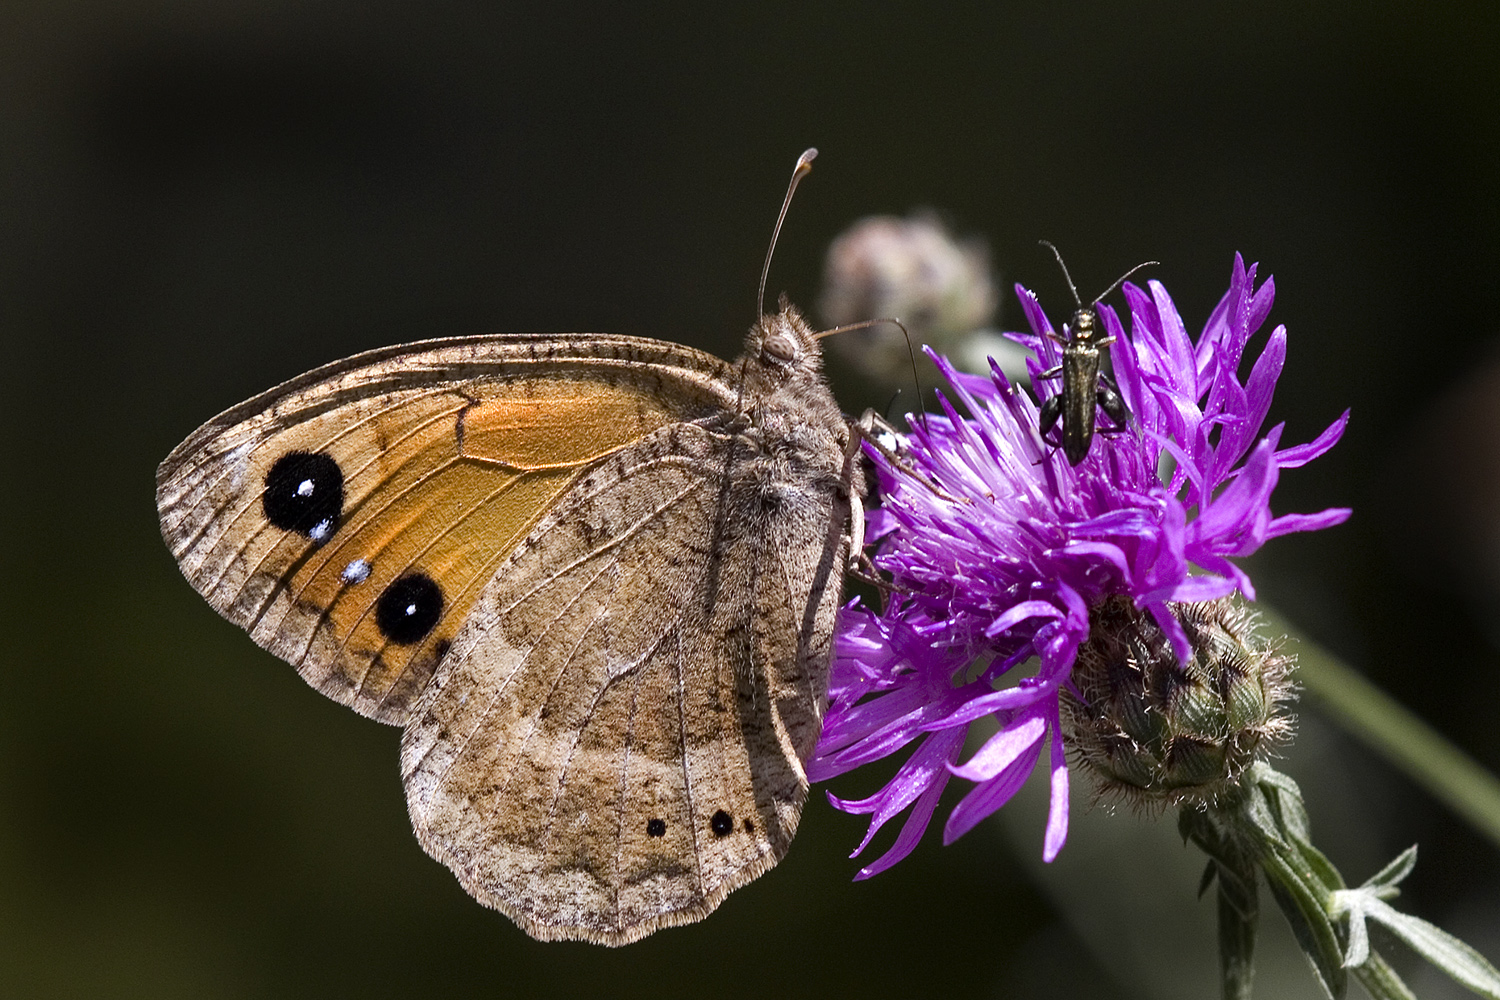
[1035,241,1156,465]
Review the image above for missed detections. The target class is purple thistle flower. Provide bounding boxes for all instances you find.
[810,254,1351,878]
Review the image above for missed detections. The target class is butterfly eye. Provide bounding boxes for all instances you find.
[763,331,797,363]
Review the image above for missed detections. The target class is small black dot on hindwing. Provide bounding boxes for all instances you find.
[646,818,666,838]
[709,810,733,837]
[263,451,344,540]
[375,573,444,644]
[742,818,754,833]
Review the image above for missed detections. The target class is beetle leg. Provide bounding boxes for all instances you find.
[1097,375,1132,431]
[1039,393,1063,438]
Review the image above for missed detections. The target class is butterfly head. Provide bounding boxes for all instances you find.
[742,295,824,392]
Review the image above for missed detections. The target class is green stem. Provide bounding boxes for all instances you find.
[1216,849,1260,1000]
[1258,607,1500,851]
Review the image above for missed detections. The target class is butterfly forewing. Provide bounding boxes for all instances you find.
[156,336,738,723]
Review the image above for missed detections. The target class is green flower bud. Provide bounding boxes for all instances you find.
[1060,595,1294,810]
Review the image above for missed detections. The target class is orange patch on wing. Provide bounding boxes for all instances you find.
[274,378,688,702]
[460,378,688,469]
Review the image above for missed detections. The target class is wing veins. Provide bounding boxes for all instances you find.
[494,477,705,618]
[173,385,458,563]
[423,558,614,794]
[533,626,676,883]
[610,654,646,925]
[672,627,706,898]
[206,394,468,613]
[305,458,574,693]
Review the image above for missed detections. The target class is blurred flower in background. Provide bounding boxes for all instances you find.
[818,212,1030,393]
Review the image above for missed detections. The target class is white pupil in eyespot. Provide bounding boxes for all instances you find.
[297,479,315,496]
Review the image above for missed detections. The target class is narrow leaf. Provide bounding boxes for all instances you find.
[1199,859,1218,899]
[1263,851,1347,997]
[1362,846,1418,892]
[1369,900,1500,999]
[1291,832,1348,895]
[1339,895,1370,967]
[1217,851,1260,1000]
[1256,765,1313,841]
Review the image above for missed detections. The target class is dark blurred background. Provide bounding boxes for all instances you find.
[4,3,1499,998]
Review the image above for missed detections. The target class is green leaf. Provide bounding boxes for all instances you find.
[1199,859,1218,899]
[1362,846,1417,894]
[1255,763,1313,842]
[1330,891,1371,967]
[1216,852,1260,1000]
[1367,899,1500,999]
[1290,832,1347,895]
[1240,782,1293,854]
[1181,810,1242,875]
[1262,848,1347,997]
[1351,949,1418,1000]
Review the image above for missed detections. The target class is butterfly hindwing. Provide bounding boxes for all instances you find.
[400,412,848,944]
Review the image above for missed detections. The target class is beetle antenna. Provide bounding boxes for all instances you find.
[759,148,818,318]
[1039,240,1158,310]
[1091,259,1160,307]
[1038,239,1083,308]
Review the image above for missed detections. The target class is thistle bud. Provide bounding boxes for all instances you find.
[1061,595,1295,810]
[816,213,1030,389]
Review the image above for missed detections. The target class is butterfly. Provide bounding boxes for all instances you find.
[155,150,865,945]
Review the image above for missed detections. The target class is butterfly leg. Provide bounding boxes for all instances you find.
[851,410,967,508]
[841,428,866,571]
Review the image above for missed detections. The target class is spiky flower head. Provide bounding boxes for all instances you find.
[1062,595,1294,811]
[810,254,1350,877]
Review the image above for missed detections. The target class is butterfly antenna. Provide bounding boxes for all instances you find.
[883,388,904,423]
[1039,239,1083,308]
[814,317,929,432]
[759,148,818,318]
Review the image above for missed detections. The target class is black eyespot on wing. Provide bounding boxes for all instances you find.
[646,818,667,838]
[376,573,444,645]
[710,810,733,837]
[263,451,344,541]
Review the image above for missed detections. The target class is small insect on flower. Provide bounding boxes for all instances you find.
[812,253,1350,875]
[1034,241,1156,465]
